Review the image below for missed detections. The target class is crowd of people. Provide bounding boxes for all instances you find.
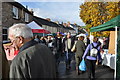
[2,23,109,79]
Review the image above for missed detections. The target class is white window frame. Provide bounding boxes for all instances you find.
[25,12,29,22]
[12,6,19,19]
[3,27,8,42]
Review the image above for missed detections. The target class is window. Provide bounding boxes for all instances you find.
[12,6,19,19]
[3,27,8,41]
[25,12,29,22]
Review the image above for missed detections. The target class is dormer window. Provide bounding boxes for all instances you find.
[25,12,29,22]
[12,6,19,19]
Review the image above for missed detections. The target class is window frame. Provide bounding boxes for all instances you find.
[25,12,29,22]
[3,27,8,42]
[12,6,19,19]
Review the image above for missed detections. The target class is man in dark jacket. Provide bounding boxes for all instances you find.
[8,23,56,78]
[53,32,63,68]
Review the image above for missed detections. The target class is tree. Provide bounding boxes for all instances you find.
[79,2,120,37]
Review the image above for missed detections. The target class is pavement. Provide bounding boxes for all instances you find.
[56,55,114,79]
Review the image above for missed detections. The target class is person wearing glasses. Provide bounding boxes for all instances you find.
[8,23,56,78]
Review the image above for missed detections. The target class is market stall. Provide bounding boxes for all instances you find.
[27,21,51,36]
[90,15,120,78]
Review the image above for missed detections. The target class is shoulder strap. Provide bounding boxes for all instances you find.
[91,43,95,48]
[96,44,100,48]
[91,43,99,49]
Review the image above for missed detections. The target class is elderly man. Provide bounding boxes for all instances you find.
[8,23,56,78]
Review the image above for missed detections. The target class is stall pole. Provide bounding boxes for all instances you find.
[114,26,117,79]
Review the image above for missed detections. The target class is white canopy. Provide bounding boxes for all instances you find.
[27,21,44,29]
[27,21,51,34]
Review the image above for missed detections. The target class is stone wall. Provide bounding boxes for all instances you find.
[2,2,33,28]
[2,2,34,41]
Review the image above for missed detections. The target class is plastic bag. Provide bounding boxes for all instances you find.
[79,59,86,71]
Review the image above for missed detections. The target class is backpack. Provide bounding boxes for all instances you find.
[90,43,99,57]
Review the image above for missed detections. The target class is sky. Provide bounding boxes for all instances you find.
[15,0,85,26]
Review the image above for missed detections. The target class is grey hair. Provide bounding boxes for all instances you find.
[9,23,33,38]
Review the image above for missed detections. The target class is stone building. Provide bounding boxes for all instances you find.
[2,2,34,42]
[33,16,60,33]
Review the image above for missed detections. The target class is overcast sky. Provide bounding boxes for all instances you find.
[15,0,85,26]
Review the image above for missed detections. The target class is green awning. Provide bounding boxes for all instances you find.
[90,15,120,32]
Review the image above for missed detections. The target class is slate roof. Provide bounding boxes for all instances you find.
[33,16,60,28]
